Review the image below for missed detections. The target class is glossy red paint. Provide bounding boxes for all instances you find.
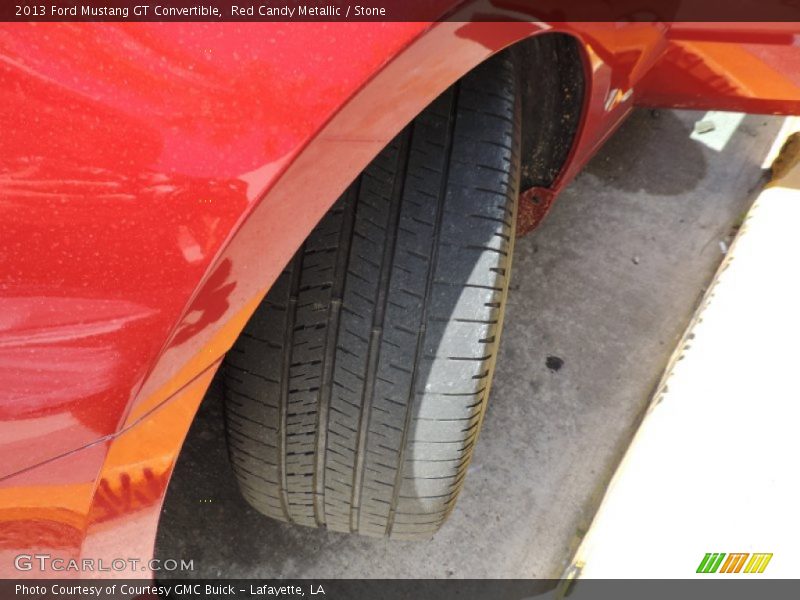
[1,13,798,574]
[637,23,800,114]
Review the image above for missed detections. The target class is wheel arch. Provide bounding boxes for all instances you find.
[129,29,597,552]
[142,26,592,553]
[133,25,592,444]
[145,25,591,550]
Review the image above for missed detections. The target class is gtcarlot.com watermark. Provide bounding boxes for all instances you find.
[14,553,194,572]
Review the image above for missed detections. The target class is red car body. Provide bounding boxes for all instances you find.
[1,12,798,576]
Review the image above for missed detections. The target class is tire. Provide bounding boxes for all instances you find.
[223,55,520,540]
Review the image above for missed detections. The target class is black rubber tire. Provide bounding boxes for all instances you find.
[223,56,520,540]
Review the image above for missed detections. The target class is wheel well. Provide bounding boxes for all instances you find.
[508,32,586,191]
[156,25,587,480]
[153,28,588,550]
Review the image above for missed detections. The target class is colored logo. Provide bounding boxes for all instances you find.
[696,553,772,574]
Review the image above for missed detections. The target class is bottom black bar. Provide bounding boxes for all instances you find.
[3,579,798,600]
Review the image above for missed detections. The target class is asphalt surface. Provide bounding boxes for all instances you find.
[156,108,784,578]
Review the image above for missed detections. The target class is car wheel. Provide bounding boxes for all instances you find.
[223,55,520,540]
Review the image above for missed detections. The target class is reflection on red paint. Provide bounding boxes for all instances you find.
[91,468,171,525]
[171,260,236,347]
[0,366,216,578]
[0,520,83,552]
[638,38,800,113]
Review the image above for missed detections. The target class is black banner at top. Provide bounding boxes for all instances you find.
[2,0,800,22]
